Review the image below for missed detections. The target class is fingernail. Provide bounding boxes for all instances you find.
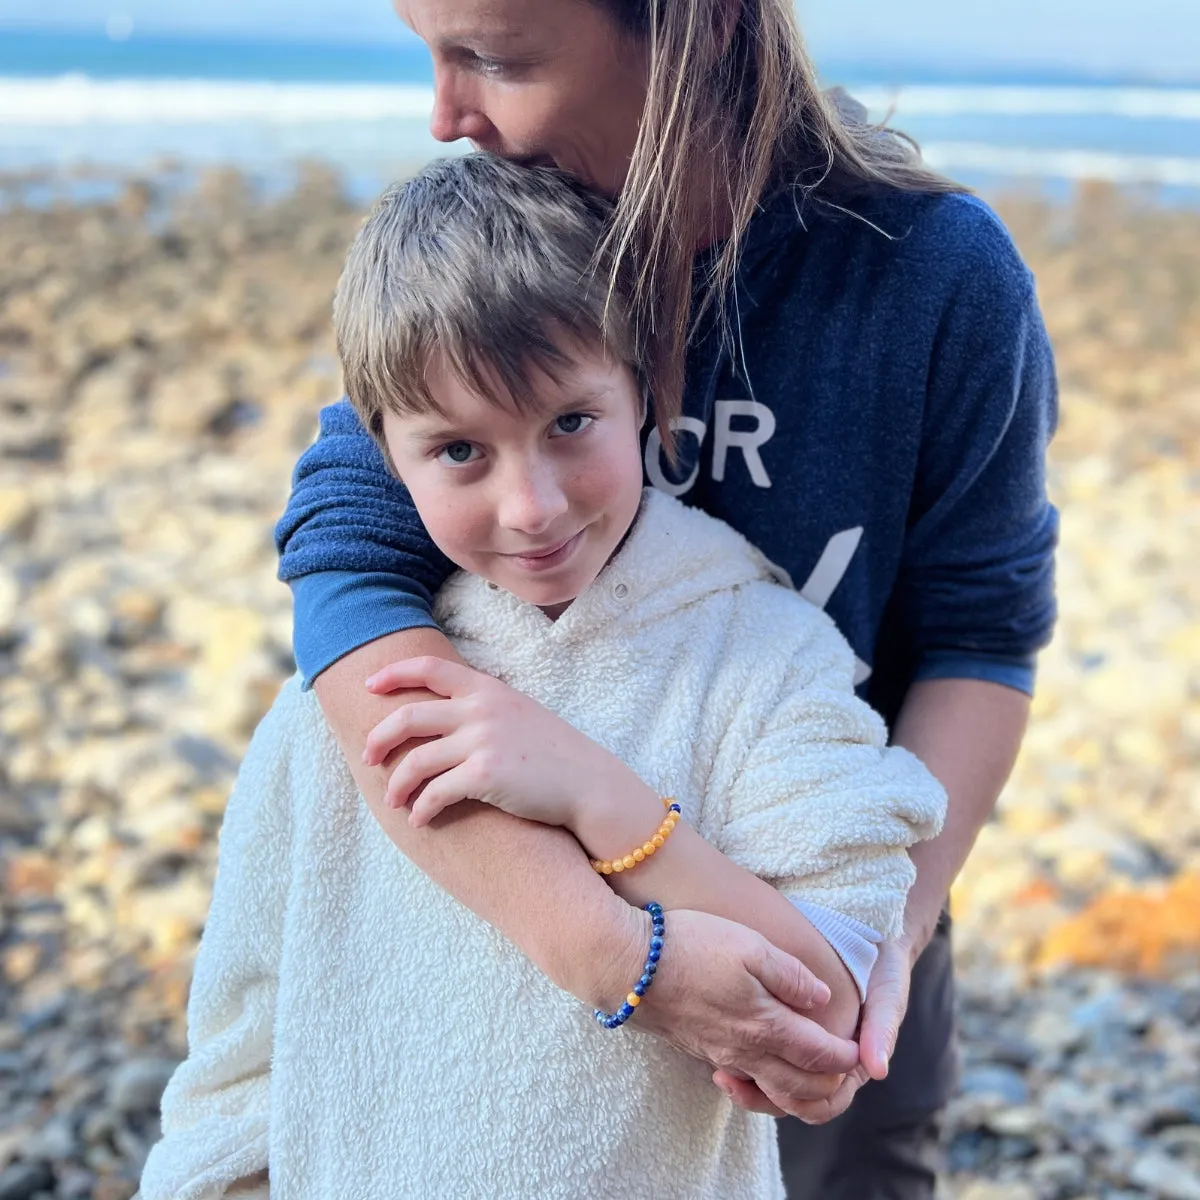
[364,674,376,689]
[361,748,371,764]
[879,1053,889,1078]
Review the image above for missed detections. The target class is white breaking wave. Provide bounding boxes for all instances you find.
[4,76,1200,127]
[922,142,1200,186]
[855,84,1200,122]
[0,76,436,124]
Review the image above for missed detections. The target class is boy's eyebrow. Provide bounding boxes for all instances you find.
[405,422,470,445]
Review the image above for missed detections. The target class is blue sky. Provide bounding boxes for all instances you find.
[2,1,1197,81]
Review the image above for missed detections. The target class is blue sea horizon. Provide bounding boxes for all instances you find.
[2,27,1198,207]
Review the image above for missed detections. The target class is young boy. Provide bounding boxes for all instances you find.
[140,154,945,1200]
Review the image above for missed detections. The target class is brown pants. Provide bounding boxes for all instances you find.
[777,913,958,1200]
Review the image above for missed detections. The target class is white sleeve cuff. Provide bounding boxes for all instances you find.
[789,899,882,1002]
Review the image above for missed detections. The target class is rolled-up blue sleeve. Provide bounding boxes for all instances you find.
[897,223,1059,696]
[274,401,455,686]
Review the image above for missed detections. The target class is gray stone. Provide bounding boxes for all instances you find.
[0,1162,54,1200]
[106,1058,178,1115]
[960,1065,1031,1106]
[23,1115,77,1163]
[1127,1151,1200,1200]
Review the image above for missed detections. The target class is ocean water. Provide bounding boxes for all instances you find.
[1,29,1198,205]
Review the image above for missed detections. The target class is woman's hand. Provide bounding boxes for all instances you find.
[362,656,642,829]
[605,909,861,1120]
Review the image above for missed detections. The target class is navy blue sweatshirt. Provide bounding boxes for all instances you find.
[275,185,1058,725]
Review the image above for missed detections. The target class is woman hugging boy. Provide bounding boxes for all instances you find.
[140,153,947,1199]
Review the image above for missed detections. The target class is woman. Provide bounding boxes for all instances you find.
[275,2,1057,1195]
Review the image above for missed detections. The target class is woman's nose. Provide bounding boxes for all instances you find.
[429,67,491,144]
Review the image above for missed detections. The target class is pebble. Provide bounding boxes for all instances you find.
[1127,1151,1200,1200]
[106,1058,178,1115]
[1,171,1197,1199]
[0,1163,54,1200]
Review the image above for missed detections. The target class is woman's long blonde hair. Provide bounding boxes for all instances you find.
[598,0,964,443]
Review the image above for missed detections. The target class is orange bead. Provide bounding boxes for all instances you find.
[611,859,624,873]
[626,993,641,1007]
[632,848,646,862]
[652,835,665,849]
[642,841,656,856]
[622,854,637,870]
[601,861,613,875]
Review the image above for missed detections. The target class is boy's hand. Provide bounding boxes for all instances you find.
[363,657,638,829]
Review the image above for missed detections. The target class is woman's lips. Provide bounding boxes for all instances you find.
[504,530,584,573]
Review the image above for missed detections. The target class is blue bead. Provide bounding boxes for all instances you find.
[633,982,646,996]
[669,804,681,813]
[638,974,652,989]
[647,902,662,914]
[646,961,658,975]
[649,936,664,951]
[652,922,665,936]
[620,1003,634,1016]
[647,948,661,963]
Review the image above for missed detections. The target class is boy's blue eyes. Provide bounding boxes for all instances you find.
[435,414,592,465]
[438,441,480,466]
[552,413,592,436]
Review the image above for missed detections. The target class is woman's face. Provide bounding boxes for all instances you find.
[393,0,649,196]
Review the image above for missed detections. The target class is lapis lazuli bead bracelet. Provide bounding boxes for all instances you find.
[593,902,664,1030]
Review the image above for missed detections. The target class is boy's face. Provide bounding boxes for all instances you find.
[382,341,645,616]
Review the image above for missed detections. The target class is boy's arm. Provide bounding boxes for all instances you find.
[140,684,310,1200]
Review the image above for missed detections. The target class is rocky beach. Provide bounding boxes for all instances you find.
[0,166,1196,1200]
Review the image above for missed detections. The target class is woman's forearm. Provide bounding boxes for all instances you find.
[891,676,1030,956]
[312,626,646,1007]
[572,787,860,1037]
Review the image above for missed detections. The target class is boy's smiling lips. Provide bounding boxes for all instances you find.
[500,529,585,572]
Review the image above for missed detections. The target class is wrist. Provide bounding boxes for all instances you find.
[569,762,663,861]
[899,903,943,967]
[570,898,651,1011]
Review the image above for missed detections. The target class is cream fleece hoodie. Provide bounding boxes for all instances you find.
[140,489,945,1200]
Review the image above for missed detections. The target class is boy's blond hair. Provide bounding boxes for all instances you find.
[334,153,646,453]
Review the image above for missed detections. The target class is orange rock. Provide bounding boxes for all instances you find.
[1037,873,1200,976]
[1014,878,1061,907]
[3,851,60,898]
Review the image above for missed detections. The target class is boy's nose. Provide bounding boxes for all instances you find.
[497,470,569,537]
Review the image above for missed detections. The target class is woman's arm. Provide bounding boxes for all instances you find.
[577,802,862,1040]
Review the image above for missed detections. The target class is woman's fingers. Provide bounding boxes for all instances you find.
[362,699,464,766]
[779,1064,872,1126]
[384,735,471,812]
[365,656,484,699]
[750,938,831,1011]
[712,1070,786,1117]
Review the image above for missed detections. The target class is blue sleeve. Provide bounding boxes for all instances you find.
[273,400,455,685]
[897,201,1059,695]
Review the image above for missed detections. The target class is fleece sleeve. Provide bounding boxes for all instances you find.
[711,598,947,942]
[138,679,307,1200]
[886,202,1059,700]
[273,401,455,685]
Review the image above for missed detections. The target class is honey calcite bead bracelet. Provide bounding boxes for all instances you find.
[589,798,682,875]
